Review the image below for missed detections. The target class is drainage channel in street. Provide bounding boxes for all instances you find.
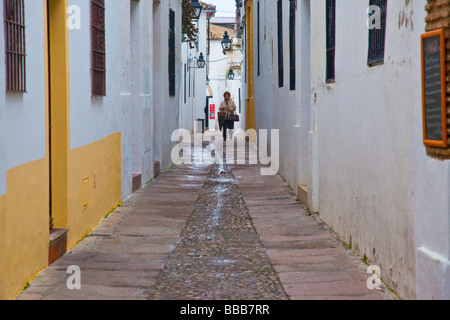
[147,142,289,300]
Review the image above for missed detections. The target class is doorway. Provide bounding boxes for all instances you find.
[46,0,70,264]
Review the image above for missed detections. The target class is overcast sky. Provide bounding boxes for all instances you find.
[205,0,236,17]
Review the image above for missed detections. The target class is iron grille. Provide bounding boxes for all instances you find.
[257,1,260,77]
[277,0,284,88]
[169,9,176,97]
[368,0,387,65]
[91,0,106,96]
[289,0,296,91]
[4,0,26,92]
[326,0,336,81]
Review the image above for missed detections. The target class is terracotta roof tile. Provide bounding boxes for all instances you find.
[199,1,216,11]
[208,24,234,40]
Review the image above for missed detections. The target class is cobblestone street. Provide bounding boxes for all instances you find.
[148,161,288,300]
[16,142,397,301]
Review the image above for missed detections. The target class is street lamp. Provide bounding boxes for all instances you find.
[188,52,206,69]
[221,31,232,51]
[227,69,235,80]
[190,0,203,20]
[197,52,206,69]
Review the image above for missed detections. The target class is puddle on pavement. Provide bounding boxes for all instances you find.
[212,259,236,266]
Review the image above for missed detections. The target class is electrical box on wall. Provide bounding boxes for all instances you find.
[82,178,90,208]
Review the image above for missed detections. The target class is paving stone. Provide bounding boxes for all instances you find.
[147,163,288,301]
[16,141,397,301]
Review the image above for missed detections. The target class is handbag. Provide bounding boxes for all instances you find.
[218,112,226,117]
[229,114,240,122]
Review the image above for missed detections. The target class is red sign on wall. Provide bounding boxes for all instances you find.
[210,104,215,120]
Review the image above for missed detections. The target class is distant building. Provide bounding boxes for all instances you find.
[207,16,243,130]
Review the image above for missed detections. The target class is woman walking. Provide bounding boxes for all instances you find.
[219,91,237,141]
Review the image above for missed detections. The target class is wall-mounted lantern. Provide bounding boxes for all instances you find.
[221,31,232,51]
[197,52,206,69]
[227,69,235,80]
[190,0,203,20]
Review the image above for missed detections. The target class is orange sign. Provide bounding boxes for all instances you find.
[421,29,447,148]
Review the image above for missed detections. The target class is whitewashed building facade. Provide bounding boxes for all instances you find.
[239,0,450,299]
[0,0,184,299]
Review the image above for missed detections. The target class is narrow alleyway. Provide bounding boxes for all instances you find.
[16,141,397,301]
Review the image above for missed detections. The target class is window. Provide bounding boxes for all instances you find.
[257,1,260,77]
[289,0,296,91]
[91,0,106,96]
[325,0,336,82]
[169,9,176,96]
[277,0,283,88]
[244,31,247,83]
[4,0,26,92]
[184,63,187,104]
[368,0,387,66]
[238,88,241,113]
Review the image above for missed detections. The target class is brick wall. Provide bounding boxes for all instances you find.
[425,0,450,158]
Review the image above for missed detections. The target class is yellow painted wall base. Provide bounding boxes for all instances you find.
[67,132,122,248]
[0,193,6,299]
[1,159,49,300]
[0,133,121,299]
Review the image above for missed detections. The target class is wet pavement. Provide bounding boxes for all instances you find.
[16,140,397,300]
[148,162,288,300]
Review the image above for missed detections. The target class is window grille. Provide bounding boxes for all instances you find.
[169,9,176,97]
[257,1,260,77]
[91,0,106,96]
[368,0,387,65]
[289,0,296,91]
[4,0,26,92]
[277,0,284,88]
[325,0,336,82]
[184,63,187,104]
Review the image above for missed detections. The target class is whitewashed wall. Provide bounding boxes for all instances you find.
[252,0,311,196]
[0,0,5,196]
[67,0,154,198]
[69,0,120,150]
[130,0,154,184]
[194,13,207,122]
[3,1,47,173]
[180,41,194,132]
[310,0,423,299]
[410,3,450,300]
[153,0,182,169]
[239,5,247,131]
[179,9,211,133]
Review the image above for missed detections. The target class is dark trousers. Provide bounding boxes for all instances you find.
[218,116,225,131]
[223,120,234,141]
